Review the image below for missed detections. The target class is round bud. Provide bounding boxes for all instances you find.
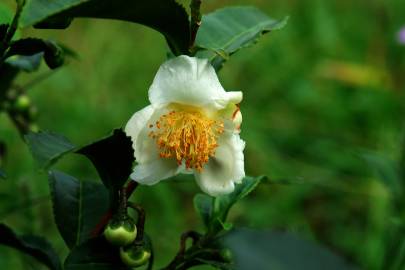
[14,95,31,111]
[219,248,233,262]
[104,217,137,247]
[120,245,151,267]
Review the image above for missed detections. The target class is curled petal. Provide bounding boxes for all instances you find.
[149,55,242,110]
[195,134,245,196]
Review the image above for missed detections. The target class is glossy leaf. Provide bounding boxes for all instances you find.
[25,131,76,169]
[76,129,134,191]
[195,6,287,69]
[0,223,62,270]
[21,0,190,55]
[194,193,213,229]
[49,171,110,249]
[224,229,355,270]
[64,237,130,270]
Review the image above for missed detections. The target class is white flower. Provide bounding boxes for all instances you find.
[125,55,245,196]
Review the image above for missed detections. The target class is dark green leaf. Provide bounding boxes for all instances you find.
[224,229,355,270]
[25,131,76,169]
[76,129,134,191]
[49,171,110,249]
[6,38,65,69]
[6,53,43,72]
[21,0,190,55]
[0,223,62,270]
[0,168,5,179]
[194,193,213,229]
[64,237,130,270]
[195,6,287,70]
[216,176,266,222]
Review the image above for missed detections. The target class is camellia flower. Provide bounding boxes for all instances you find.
[125,55,245,196]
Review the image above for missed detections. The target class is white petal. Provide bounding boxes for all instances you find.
[195,134,245,196]
[125,105,155,154]
[130,158,179,185]
[149,55,242,110]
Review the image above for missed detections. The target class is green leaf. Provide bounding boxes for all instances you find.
[49,171,110,249]
[0,223,62,270]
[76,129,134,191]
[21,0,190,55]
[216,176,266,222]
[195,6,287,70]
[0,168,6,179]
[25,131,76,169]
[224,229,355,270]
[6,53,43,72]
[194,193,213,229]
[64,237,130,270]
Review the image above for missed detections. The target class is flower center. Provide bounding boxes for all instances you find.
[148,109,224,172]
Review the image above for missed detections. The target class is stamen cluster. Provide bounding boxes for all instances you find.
[149,110,224,172]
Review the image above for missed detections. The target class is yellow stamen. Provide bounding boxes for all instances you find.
[148,110,224,172]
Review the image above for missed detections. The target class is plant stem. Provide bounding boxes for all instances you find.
[0,0,26,62]
[91,181,139,237]
[189,0,202,49]
[162,231,201,270]
[127,202,146,241]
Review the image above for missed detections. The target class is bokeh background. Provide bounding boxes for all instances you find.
[1,0,405,269]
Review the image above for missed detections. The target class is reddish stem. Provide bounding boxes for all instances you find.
[91,181,139,237]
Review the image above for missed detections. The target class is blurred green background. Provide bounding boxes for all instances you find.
[1,0,405,269]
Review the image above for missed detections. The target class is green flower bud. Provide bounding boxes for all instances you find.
[219,248,233,262]
[104,217,137,247]
[120,245,151,267]
[14,95,30,111]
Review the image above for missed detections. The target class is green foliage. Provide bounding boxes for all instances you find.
[48,170,109,249]
[25,131,76,169]
[224,229,354,270]
[64,237,130,270]
[195,6,287,69]
[21,0,191,55]
[194,176,266,233]
[76,129,134,192]
[0,223,62,270]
